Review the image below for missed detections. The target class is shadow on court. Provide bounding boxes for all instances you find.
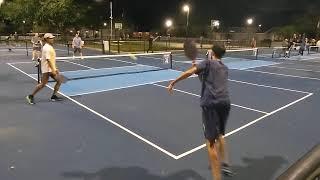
[225,156,288,180]
[62,167,206,180]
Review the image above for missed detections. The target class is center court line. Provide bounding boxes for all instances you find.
[7,63,179,160]
[227,79,310,94]
[152,84,268,114]
[239,69,320,81]
[175,92,313,159]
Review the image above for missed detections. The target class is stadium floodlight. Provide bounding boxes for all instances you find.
[165,19,173,28]
[183,4,189,13]
[247,18,253,25]
[212,20,220,28]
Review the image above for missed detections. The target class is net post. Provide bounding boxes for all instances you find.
[108,38,111,54]
[102,40,105,54]
[37,60,41,84]
[25,41,28,56]
[170,52,173,69]
[289,48,291,57]
[144,39,146,53]
[67,42,70,56]
[168,35,171,51]
[255,48,258,59]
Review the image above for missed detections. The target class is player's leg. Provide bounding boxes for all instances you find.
[216,102,234,176]
[202,106,222,180]
[206,140,221,180]
[79,48,83,59]
[49,73,63,101]
[26,73,50,104]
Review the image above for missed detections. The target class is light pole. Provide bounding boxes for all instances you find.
[102,22,107,39]
[165,19,173,51]
[110,1,113,39]
[246,18,254,45]
[165,19,173,33]
[182,4,190,37]
[22,20,26,39]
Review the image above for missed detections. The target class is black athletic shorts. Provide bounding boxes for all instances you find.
[33,47,41,51]
[74,47,82,53]
[201,101,231,143]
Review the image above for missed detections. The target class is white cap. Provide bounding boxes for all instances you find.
[43,33,55,39]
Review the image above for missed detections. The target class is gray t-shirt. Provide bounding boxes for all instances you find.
[72,37,82,48]
[196,60,230,107]
[31,37,41,47]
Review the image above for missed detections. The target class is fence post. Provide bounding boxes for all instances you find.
[117,39,120,54]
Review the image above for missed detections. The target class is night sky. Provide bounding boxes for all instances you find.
[107,0,319,30]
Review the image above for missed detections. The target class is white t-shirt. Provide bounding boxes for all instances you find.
[41,43,56,73]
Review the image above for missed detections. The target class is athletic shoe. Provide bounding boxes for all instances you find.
[26,95,35,105]
[50,95,63,101]
[222,163,234,177]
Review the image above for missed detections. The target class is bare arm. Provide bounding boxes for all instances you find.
[167,66,198,94]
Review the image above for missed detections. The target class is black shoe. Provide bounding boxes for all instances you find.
[222,163,234,177]
[50,95,63,101]
[26,95,35,105]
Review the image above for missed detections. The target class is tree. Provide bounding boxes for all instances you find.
[0,0,87,33]
[36,0,84,32]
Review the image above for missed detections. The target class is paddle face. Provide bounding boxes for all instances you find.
[184,39,198,60]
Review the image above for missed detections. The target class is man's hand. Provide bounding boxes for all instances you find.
[167,81,175,95]
[192,60,197,67]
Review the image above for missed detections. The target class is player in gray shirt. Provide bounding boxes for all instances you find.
[167,45,233,180]
[72,33,83,59]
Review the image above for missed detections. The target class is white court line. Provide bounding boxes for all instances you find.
[7,63,179,160]
[227,79,310,94]
[175,92,313,159]
[240,62,282,70]
[60,60,96,70]
[152,84,268,114]
[279,56,320,61]
[240,69,320,81]
[55,49,68,52]
[8,61,33,64]
[269,65,320,73]
[0,53,27,56]
[285,62,320,68]
[8,59,95,70]
[186,75,311,94]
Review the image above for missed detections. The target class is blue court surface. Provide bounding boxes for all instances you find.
[1,50,320,180]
